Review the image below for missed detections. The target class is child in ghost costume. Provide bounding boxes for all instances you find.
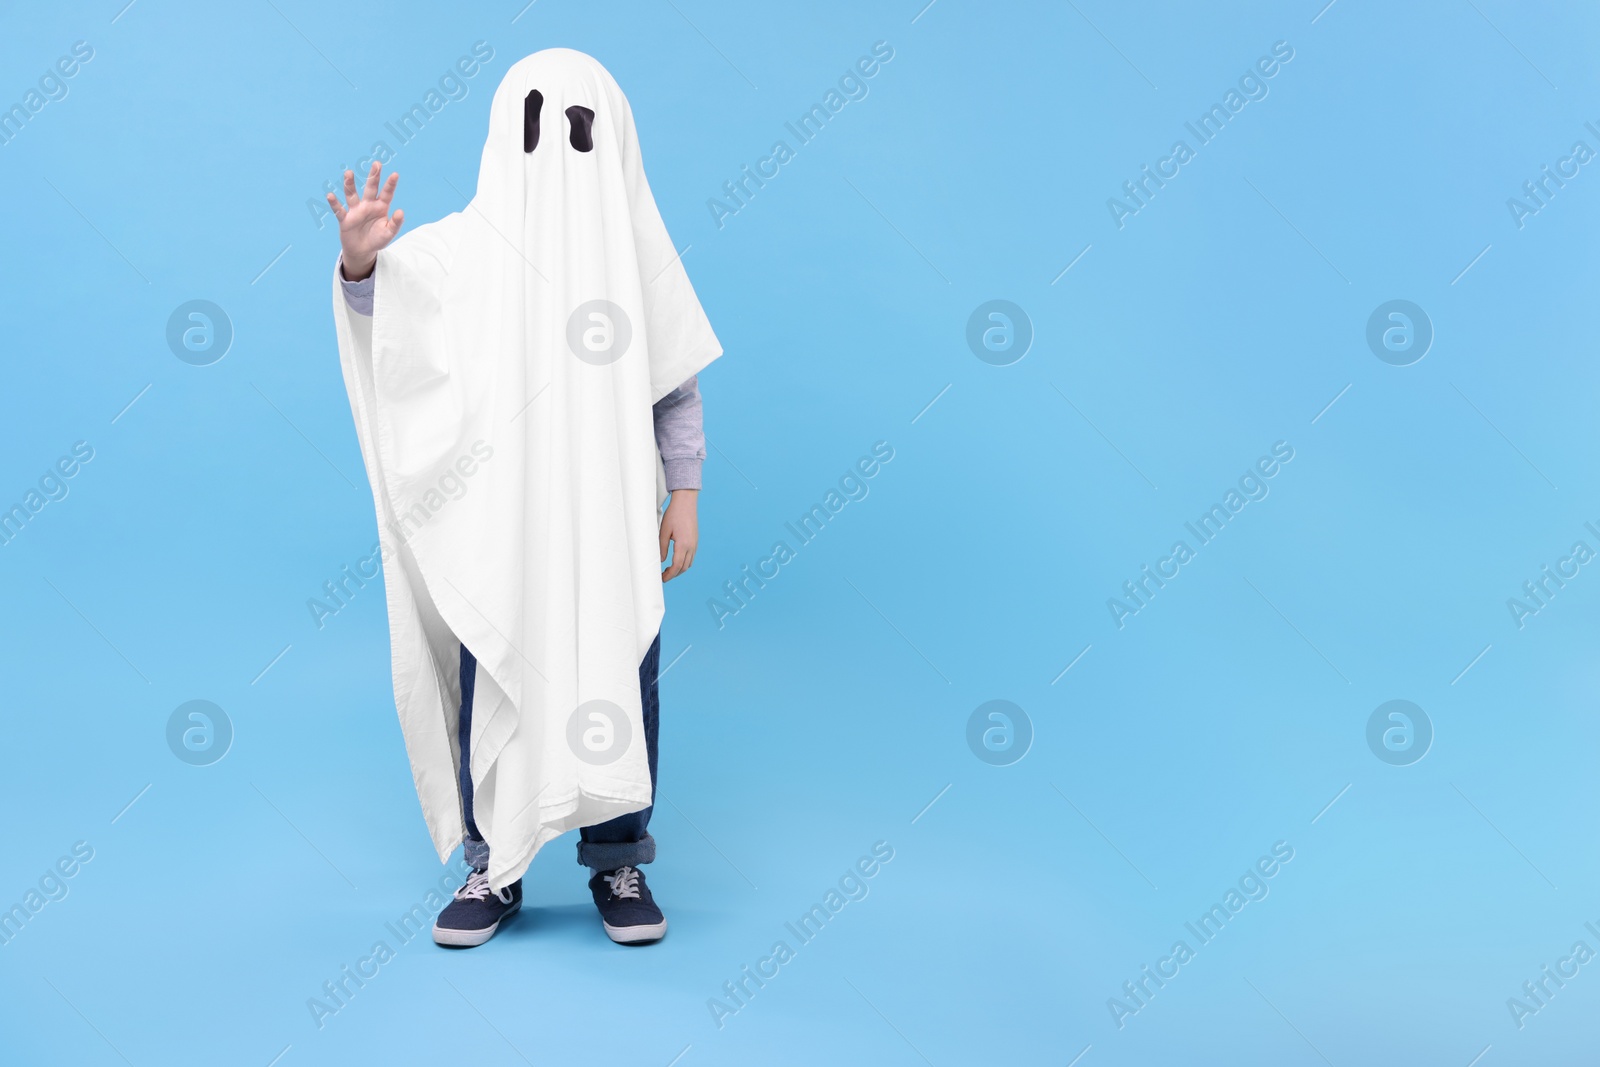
[327,49,721,947]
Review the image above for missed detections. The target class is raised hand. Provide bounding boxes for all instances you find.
[328,161,403,282]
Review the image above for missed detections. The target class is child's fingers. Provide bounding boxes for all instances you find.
[658,523,671,561]
[388,208,405,237]
[325,192,346,222]
[671,539,696,579]
[343,169,360,207]
[379,171,399,206]
[362,160,383,201]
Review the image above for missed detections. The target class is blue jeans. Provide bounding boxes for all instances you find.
[458,633,661,875]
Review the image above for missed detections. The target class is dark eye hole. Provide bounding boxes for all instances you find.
[523,89,543,152]
[566,105,595,152]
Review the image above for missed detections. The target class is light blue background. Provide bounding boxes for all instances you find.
[1,1,1597,1064]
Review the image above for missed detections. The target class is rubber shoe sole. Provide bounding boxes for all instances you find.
[433,900,521,947]
[603,916,667,944]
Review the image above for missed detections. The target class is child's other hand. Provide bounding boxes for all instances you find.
[659,489,699,582]
[328,161,403,282]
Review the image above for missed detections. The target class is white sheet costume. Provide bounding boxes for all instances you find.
[331,49,722,890]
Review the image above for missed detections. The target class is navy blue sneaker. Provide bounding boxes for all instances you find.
[433,869,522,947]
[589,865,667,944]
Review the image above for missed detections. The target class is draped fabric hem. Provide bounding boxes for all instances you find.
[481,785,654,892]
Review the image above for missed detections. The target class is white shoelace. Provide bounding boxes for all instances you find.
[456,869,512,904]
[604,866,642,899]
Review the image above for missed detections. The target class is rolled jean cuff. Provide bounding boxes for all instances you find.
[464,834,491,872]
[577,832,656,872]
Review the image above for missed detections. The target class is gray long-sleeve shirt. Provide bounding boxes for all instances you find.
[338,257,705,491]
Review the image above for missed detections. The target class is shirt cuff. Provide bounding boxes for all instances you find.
[663,457,702,492]
[338,257,375,316]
